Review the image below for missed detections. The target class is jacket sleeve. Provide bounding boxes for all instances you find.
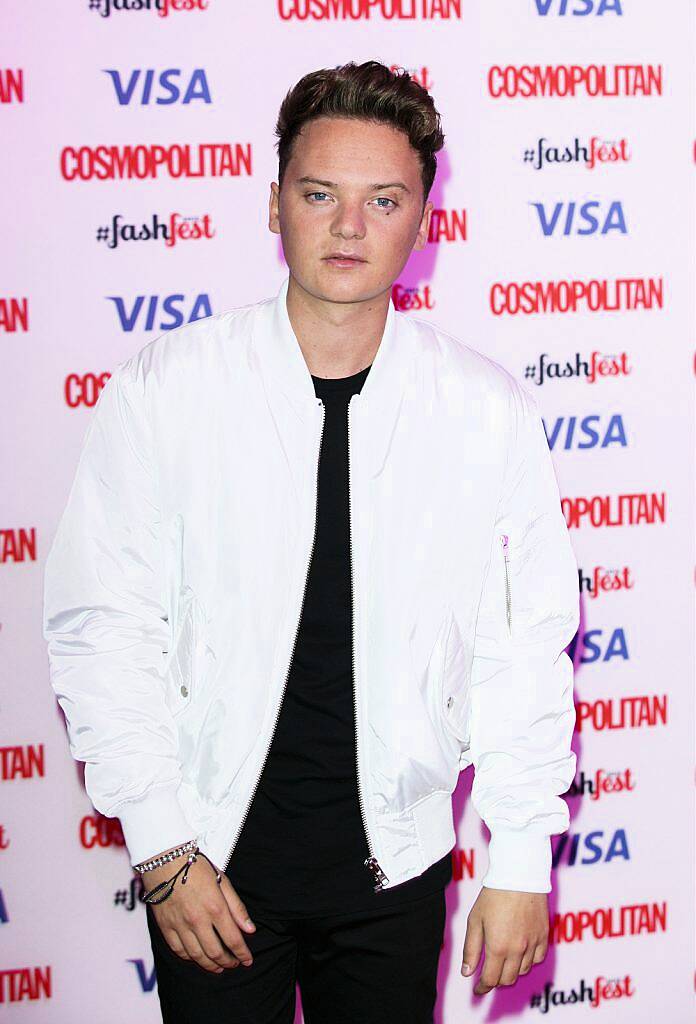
[42,358,196,868]
[468,377,580,893]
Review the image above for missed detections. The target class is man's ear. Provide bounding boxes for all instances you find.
[268,181,281,235]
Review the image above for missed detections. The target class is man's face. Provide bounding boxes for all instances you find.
[269,115,433,304]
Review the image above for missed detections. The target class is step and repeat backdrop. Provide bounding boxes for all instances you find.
[3,1,695,1021]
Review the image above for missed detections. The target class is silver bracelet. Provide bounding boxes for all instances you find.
[134,837,199,875]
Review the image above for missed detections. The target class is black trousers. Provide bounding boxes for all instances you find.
[145,887,447,1024]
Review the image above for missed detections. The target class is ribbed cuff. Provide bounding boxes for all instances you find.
[114,782,197,868]
[481,829,552,893]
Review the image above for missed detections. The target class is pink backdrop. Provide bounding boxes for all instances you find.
[3,1,695,1020]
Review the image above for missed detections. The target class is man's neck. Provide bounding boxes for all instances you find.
[285,272,390,380]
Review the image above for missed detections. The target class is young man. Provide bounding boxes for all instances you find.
[43,61,580,1022]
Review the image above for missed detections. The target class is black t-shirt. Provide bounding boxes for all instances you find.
[225,362,452,917]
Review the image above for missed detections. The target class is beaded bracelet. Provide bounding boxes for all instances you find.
[134,837,199,875]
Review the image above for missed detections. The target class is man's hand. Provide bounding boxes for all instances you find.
[461,887,549,995]
[142,849,257,974]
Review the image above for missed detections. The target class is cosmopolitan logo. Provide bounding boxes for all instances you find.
[490,276,663,315]
[0,298,29,333]
[562,491,666,528]
[278,0,461,19]
[1,745,45,780]
[488,64,662,98]
[545,413,627,450]
[391,283,434,311]
[0,967,52,1006]
[575,693,667,731]
[64,372,112,409]
[579,564,634,598]
[103,68,211,105]
[549,901,666,944]
[107,293,213,331]
[60,142,251,181]
[80,813,126,852]
[568,766,635,800]
[531,200,627,237]
[97,213,215,248]
[1,528,36,564]
[525,350,632,385]
[530,976,635,1013]
[0,69,23,104]
[89,0,207,18]
[525,135,631,171]
[570,626,628,663]
[553,828,630,868]
[428,208,466,243]
[534,0,622,13]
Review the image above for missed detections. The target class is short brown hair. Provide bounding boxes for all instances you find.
[274,60,445,208]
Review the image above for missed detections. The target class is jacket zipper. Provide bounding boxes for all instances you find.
[347,395,390,892]
[500,532,512,634]
[221,398,326,875]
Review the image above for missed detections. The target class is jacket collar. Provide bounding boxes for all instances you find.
[252,273,414,479]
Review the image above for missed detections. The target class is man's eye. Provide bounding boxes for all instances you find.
[306,192,330,201]
[373,197,397,209]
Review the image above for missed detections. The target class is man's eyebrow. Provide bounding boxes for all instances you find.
[296,176,411,193]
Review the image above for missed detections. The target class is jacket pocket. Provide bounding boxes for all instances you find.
[439,612,472,753]
[161,585,203,718]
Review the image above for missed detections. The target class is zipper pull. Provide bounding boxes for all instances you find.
[364,856,390,891]
[500,533,512,633]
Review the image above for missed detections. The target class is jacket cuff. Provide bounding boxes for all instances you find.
[114,782,198,868]
[481,829,553,893]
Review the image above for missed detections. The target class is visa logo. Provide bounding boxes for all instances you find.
[534,0,623,15]
[106,294,213,331]
[553,829,630,867]
[545,414,628,450]
[129,958,158,993]
[103,68,212,105]
[531,200,627,237]
[569,628,629,664]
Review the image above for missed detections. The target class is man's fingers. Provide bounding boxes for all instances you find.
[497,953,525,986]
[179,929,226,973]
[222,876,257,933]
[213,917,254,968]
[461,915,484,976]
[473,951,505,995]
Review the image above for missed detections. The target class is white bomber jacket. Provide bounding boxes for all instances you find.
[42,274,580,894]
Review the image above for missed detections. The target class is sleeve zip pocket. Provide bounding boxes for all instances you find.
[500,533,512,635]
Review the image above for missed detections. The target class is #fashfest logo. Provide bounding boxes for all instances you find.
[88,0,208,18]
[529,976,634,1013]
[96,213,215,248]
[569,767,635,801]
[579,564,634,597]
[488,63,662,98]
[524,351,631,385]
[277,0,461,20]
[524,136,631,170]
